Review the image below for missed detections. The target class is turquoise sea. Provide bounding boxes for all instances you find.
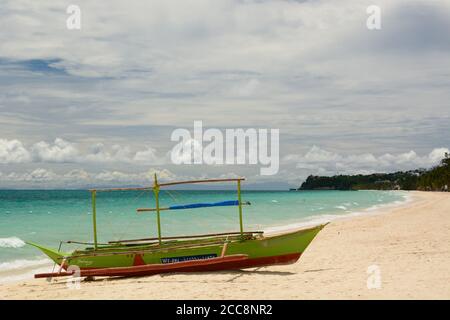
[0,189,408,283]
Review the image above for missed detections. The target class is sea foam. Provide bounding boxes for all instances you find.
[0,258,53,284]
[0,237,26,248]
[0,258,51,272]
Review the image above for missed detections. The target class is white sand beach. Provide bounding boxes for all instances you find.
[1,191,449,300]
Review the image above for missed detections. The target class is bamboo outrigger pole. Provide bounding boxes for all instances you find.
[91,190,98,250]
[153,174,162,245]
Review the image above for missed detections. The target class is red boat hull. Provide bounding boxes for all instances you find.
[197,252,301,272]
[34,252,301,279]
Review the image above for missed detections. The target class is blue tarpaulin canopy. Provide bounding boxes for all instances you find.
[136,200,250,213]
[169,200,248,210]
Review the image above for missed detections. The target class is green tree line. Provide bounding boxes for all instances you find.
[298,153,450,191]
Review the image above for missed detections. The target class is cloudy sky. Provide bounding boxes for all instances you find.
[1,0,449,188]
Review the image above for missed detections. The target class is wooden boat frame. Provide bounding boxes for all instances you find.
[88,175,248,250]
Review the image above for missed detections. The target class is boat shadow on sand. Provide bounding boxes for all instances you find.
[46,268,295,285]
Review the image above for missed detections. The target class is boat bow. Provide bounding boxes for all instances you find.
[26,241,67,264]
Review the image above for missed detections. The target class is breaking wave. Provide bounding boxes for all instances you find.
[0,237,26,248]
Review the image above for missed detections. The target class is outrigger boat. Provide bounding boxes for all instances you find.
[28,176,327,279]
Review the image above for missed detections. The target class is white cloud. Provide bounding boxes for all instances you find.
[94,170,132,182]
[428,148,449,163]
[84,143,162,164]
[93,168,177,183]
[133,147,158,163]
[63,169,90,180]
[6,168,58,182]
[142,168,178,181]
[31,138,79,163]
[1,167,180,188]
[84,144,134,163]
[0,139,31,164]
[0,138,162,164]
[84,143,109,162]
[283,146,449,176]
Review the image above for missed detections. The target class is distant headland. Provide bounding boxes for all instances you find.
[294,153,450,192]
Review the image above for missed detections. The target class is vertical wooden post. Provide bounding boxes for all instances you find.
[237,179,244,236]
[153,174,162,245]
[91,190,98,250]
